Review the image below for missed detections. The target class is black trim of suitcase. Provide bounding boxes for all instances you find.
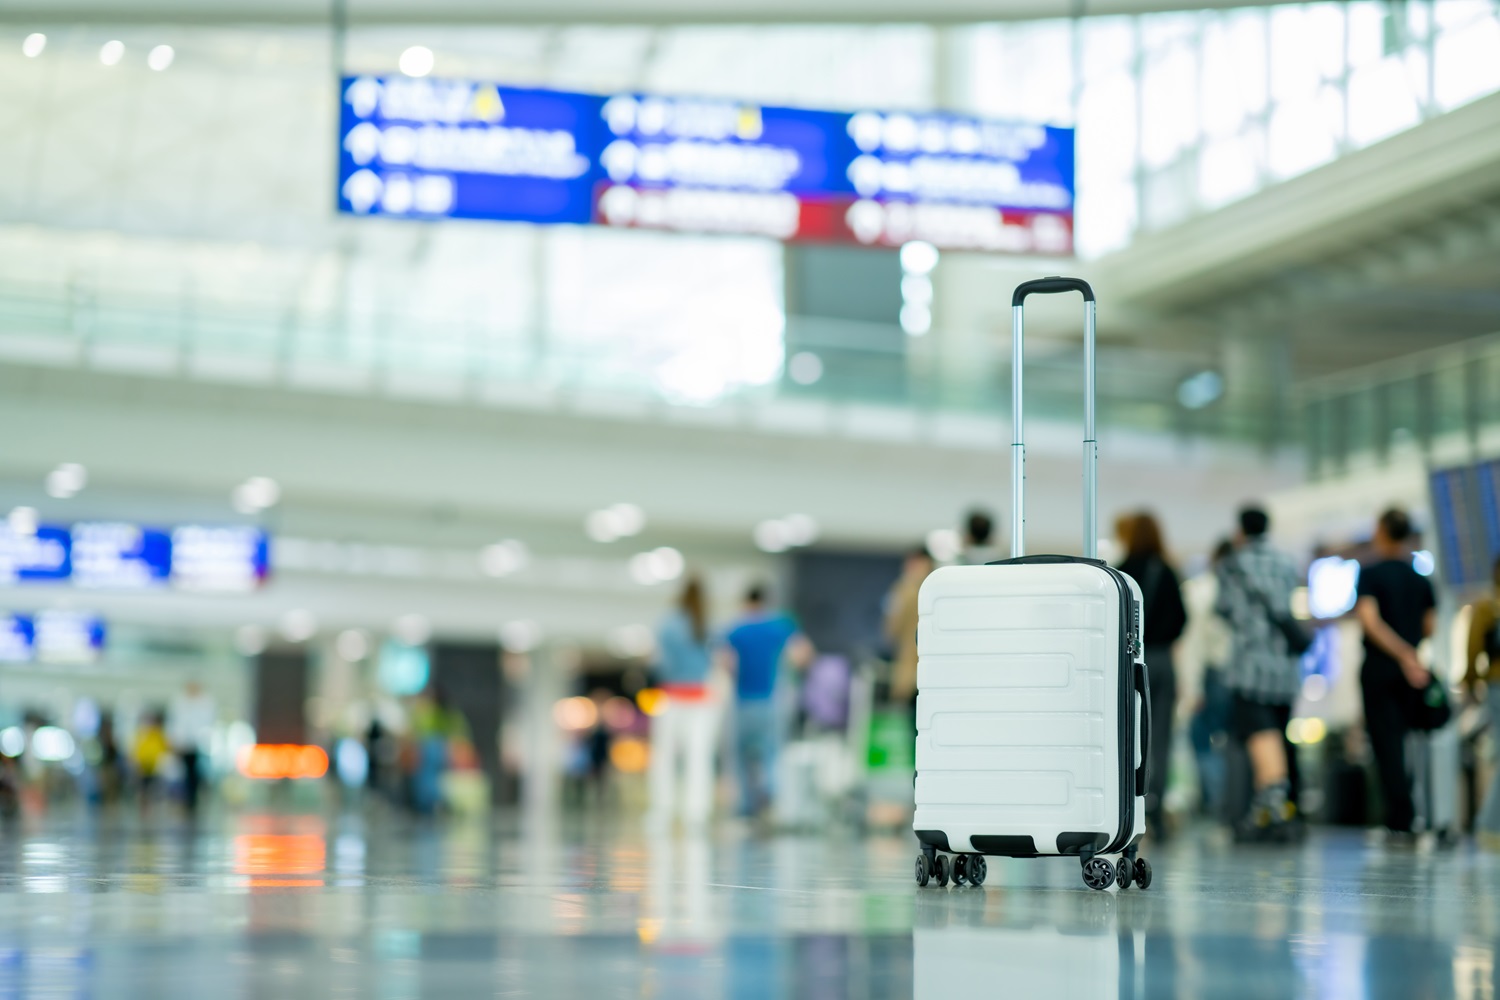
[917,556,1144,857]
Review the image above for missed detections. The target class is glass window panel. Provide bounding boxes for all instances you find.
[1406,1,1433,40]
[1139,43,1198,169]
[1435,0,1491,29]
[1304,4,1348,80]
[1077,70,1139,179]
[1141,12,1199,52]
[1074,178,1137,259]
[1198,135,1261,208]
[1347,58,1424,147]
[1433,365,1468,441]
[1267,91,1339,179]
[1270,6,1324,102]
[649,26,934,109]
[1081,18,1135,82]
[1224,9,1270,115]
[967,22,1075,124]
[1434,16,1500,109]
[1348,2,1387,69]
[1194,17,1266,138]
[545,229,784,400]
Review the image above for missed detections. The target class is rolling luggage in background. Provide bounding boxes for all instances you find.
[1409,720,1460,842]
[911,277,1152,893]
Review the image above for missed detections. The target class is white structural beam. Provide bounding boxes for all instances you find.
[0,0,1315,26]
[0,360,1298,563]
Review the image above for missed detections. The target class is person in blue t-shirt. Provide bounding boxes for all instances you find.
[723,583,810,819]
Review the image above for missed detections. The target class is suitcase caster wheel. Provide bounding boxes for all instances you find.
[951,855,968,886]
[1115,858,1132,889]
[1133,858,1152,889]
[933,854,950,887]
[967,855,987,887]
[914,854,930,887]
[1081,857,1115,891]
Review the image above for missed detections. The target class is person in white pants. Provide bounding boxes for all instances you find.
[647,577,717,832]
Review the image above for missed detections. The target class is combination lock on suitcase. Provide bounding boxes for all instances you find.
[912,277,1153,892]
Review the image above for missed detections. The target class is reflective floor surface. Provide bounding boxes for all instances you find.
[0,810,1496,998]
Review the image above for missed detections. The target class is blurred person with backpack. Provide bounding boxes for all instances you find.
[1116,511,1188,839]
[1216,505,1305,841]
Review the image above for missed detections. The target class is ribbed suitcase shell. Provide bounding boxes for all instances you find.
[913,561,1146,859]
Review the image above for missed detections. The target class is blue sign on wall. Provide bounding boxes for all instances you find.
[337,76,1076,255]
[0,525,71,584]
[339,76,607,225]
[0,612,105,664]
[72,522,172,589]
[0,523,268,593]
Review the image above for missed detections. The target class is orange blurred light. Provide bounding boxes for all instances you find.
[553,696,598,731]
[234,833,326,882]
[635,688,667,717]
[236,743,329,780]
[609,737,649,773]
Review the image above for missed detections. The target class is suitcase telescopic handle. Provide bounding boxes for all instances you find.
[1009,276,1097,560]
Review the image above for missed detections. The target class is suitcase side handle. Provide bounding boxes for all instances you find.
[1010,276,1097,559]
[1133,659,1151,794]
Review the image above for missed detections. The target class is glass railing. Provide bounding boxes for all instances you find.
[1299,330,1500,478]
[0,282,1284,442]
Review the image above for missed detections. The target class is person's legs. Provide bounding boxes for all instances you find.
[182,750,200,813]
[1363,663,1415,832]
[647,703,681,827]
[682,702,716,827]
[1146,650,1176,835]
[733,703,758,816]
[735,700,775,817]
[1232,693,1294,837]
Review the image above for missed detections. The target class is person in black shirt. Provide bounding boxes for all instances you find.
[1117,511,1188,839]
[1355,507,1437,836]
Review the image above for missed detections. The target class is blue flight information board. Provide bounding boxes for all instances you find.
[337,76,1075,255]
[72,522,173,589]
[0,522,268,593]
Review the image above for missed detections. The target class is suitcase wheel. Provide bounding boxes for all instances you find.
[932,854,950,887]
[914,854,930,887]
[951,855,968,886]
[1081,856,1116,891]
[966,854,987,887]
[1132,858,1152,889]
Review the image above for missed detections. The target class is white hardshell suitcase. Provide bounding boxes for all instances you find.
[912,277,1153,892]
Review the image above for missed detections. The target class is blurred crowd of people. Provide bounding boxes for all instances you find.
[644,579,812,832]
[0,680,217,820]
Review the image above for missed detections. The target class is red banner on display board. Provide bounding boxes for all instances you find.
[593,184,1073,255]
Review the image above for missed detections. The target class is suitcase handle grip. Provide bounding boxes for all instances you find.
[987,554,1107,567]
[1134,659,1151,794]
[1010,277,1097,560]
[1011,276,1095,307]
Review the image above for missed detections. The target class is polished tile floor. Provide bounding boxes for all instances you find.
[0,809,1495,998]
